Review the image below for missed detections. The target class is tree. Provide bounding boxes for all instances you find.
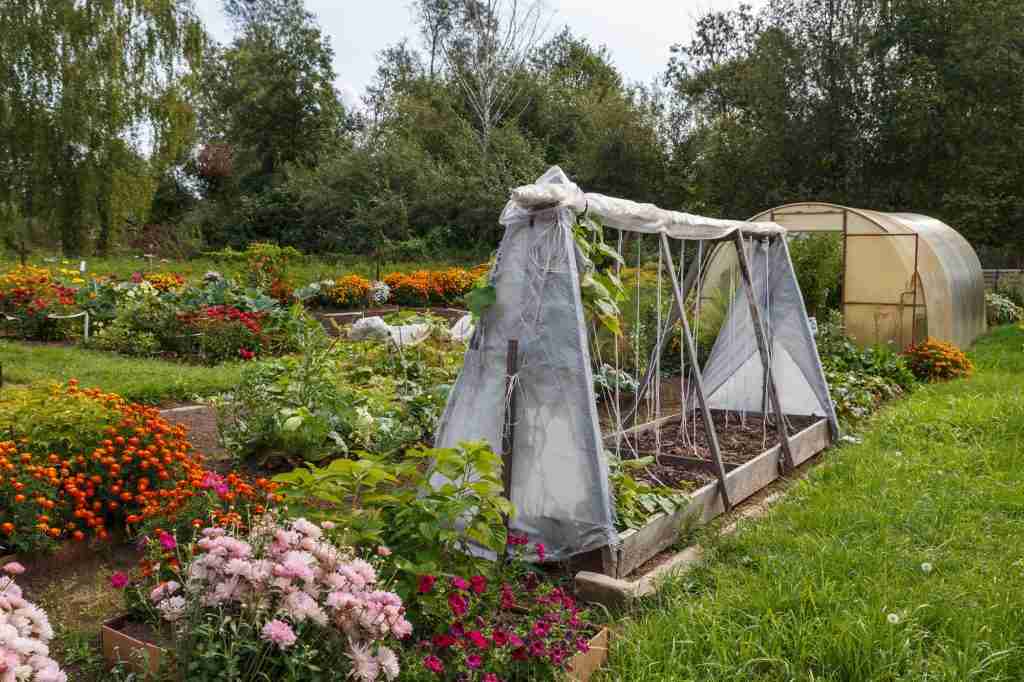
[440,0,550,154]
[201,0,346,181]
[0,0,204,254]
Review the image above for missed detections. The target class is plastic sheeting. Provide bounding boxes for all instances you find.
[505,171,786,240]
[702,238,840,437]
[348,316,432,347]
[434,167,618,560]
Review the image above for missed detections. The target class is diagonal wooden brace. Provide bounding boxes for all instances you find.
[732,233,796,473]
[658,233,732,511]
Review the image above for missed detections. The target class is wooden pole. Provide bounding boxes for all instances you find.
[501,339,519,503]
[732,233,796,473]
[659,233,732,511]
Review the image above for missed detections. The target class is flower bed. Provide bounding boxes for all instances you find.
[0,561,68,681]
[0,381,278,556]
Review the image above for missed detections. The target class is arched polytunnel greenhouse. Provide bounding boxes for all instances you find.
[701,202,986,349]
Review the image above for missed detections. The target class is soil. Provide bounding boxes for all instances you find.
[622,411,819,490]
[159,405,230,467]
[109,615,174,650]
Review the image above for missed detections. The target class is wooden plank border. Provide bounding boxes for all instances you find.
[600,418,831,578]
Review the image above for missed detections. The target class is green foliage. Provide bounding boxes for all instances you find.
[573,217,626,336]
[816,311,917,421]
[609,454,689,532]
[274,441,513,594]
[217,321,459,464]
[0,0,204,254]
[92,321,161,357]
[788,234,843,318]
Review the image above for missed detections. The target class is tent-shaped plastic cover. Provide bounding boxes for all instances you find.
[702,238,839,434]
[433,167,617,561]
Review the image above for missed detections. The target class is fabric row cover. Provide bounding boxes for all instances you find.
[702,238,840,436]
[436,168,837,559]
[434,167,617,561]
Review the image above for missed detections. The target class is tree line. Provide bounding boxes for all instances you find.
[2,0,1023,265]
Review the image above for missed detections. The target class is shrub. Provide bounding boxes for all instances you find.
[0,381,278,555]
[904,337,974,381]
[143,272,185,293]
[92,320,161,357]
[985,291,1024,325]
[0,562,67,681]
[181,305,266,363]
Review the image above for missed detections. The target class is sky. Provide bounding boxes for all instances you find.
[195,0,765,111]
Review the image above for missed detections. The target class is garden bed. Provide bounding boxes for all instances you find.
[315,306,468,336]
[592,412,832,579]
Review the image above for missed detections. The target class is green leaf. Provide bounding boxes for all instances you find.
[466,285,497,319]
[282,415,303,431]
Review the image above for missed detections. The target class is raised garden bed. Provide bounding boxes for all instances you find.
[593,411,833,579]
[316,306,469,336]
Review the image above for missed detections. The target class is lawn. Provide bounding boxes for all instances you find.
[601,324,1024,681]
[0,340,245,404]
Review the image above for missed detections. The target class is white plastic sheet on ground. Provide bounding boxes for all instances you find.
[348,316,432,348]
[450,314,475,343]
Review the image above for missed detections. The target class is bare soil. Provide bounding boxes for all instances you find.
[623,411,818,490]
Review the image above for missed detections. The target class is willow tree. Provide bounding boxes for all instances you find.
[0,1,204,255]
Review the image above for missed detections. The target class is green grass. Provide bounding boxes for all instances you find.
[601,324,1024,681]
[0,340,245,404]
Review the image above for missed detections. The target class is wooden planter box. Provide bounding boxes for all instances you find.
[99,615,609,681]
[567,628,610,681]
[598,417,832,579]
[101,615,165,678]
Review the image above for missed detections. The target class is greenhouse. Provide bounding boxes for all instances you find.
[701,203,986,349]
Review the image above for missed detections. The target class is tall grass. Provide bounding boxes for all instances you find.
[601,325,1024,681]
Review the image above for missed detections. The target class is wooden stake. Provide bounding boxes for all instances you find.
[501,339,519,503]
[732,233,796,473]
[659,233,732,511]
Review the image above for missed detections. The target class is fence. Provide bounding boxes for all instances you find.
[984,269,1024,291]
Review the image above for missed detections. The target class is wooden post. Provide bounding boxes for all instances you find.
[732,233,796,473]
[501,339,519,503]
[658,233,732,511]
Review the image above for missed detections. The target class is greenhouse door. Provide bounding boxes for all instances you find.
[842,231,923,349]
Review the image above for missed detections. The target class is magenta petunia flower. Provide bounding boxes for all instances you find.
[450,576,469,590]
[491,629,509,647]
[109,572,129,589]
[466,654,483,669]
[158,532,176,550]
[470,575,487,594]
[447,592,467,617]
[466,630,488,649]
[423,655,444,674]
[418,574,436,594]
[535,542,546,562]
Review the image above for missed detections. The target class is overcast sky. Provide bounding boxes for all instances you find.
[196,1,764,110]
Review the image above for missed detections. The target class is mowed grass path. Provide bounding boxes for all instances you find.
[0,340,244,404]
[602,325,1024,681]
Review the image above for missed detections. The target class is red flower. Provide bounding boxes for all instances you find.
[492,629,509,647]
[511,646,528,661]
[535,542,546,562]
[448,592,467,617]
[431,634,456,649]
[418,574,437,594]
[110,572,129,589]
[500,583,516,610]
[238,348,255,361]
[466,630,488,649]
[470,575,487,594]
[483,675,501,682]
[451,576,469,591]
[507,532,528,546]
[466,654,483,669]
[423,655,444,674]
[531,620,551,638]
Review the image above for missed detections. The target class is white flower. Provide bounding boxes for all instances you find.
[886,613,900,625]
[921,562,933,574]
